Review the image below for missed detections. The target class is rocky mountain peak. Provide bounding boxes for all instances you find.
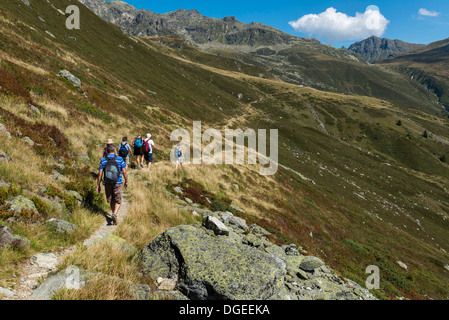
[348,36,425,63]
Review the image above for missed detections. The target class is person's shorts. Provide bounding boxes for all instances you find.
[144,152,153,163]
[105,184,123,204]
[134,147,142,156]
[175,157,183,164]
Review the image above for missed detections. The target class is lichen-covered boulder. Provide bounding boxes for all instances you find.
[5,196,39,215]
[46,219,79,234]
[137,225,290,300]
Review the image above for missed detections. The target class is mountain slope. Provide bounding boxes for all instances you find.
[78,0,441,115]
[348,36,425,63]
[0,0,449,300]
[378,38,449,110]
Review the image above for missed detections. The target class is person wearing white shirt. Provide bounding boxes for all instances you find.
[142,133,159,170]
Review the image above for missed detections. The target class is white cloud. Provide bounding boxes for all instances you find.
[418,8,440,17]
[289,7,389,43]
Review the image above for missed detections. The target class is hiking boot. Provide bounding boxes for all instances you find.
[111,214,118,225]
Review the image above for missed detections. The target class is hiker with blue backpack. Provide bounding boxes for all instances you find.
[174,142,184,170]
[118,137,133,166]
[96,145,128,226]
[133,133,144,170]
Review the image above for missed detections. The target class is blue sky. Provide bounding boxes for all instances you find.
[117,0,449,47]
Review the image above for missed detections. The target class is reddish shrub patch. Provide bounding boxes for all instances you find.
[0,107,70,159]
[0,65,31,103]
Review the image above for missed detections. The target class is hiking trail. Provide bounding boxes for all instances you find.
[2,200,130,300]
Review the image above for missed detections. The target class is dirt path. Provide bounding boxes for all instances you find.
[2,200,129,300]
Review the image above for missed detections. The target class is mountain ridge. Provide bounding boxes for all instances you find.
[348,36,425,63]
[77,0,441,115]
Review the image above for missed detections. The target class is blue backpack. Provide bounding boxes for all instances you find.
[134,138,142,148]
[176,147,182,158]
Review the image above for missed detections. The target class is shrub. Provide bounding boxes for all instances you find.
[31,196,48,216]
[0,65,32,103]
[16,209,43,223]
[63,194,78,213]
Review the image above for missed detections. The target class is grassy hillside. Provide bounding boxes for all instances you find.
[0,0,449,300]
[378,38,449,110]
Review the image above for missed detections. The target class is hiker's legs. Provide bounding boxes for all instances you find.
[137,156,143,167]
[112,201,121,215]
[145,153,153,170]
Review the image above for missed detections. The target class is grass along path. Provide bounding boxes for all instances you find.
[1,199,130,300]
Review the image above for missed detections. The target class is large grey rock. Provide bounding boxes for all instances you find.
[137,225,288,300]
[46,219,79,234]
[204,216,229,236]
[58,70,81,88]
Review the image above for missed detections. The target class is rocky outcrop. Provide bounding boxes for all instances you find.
[348,36,425,63]
[136,212,377,300]
[78,1,302,47]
